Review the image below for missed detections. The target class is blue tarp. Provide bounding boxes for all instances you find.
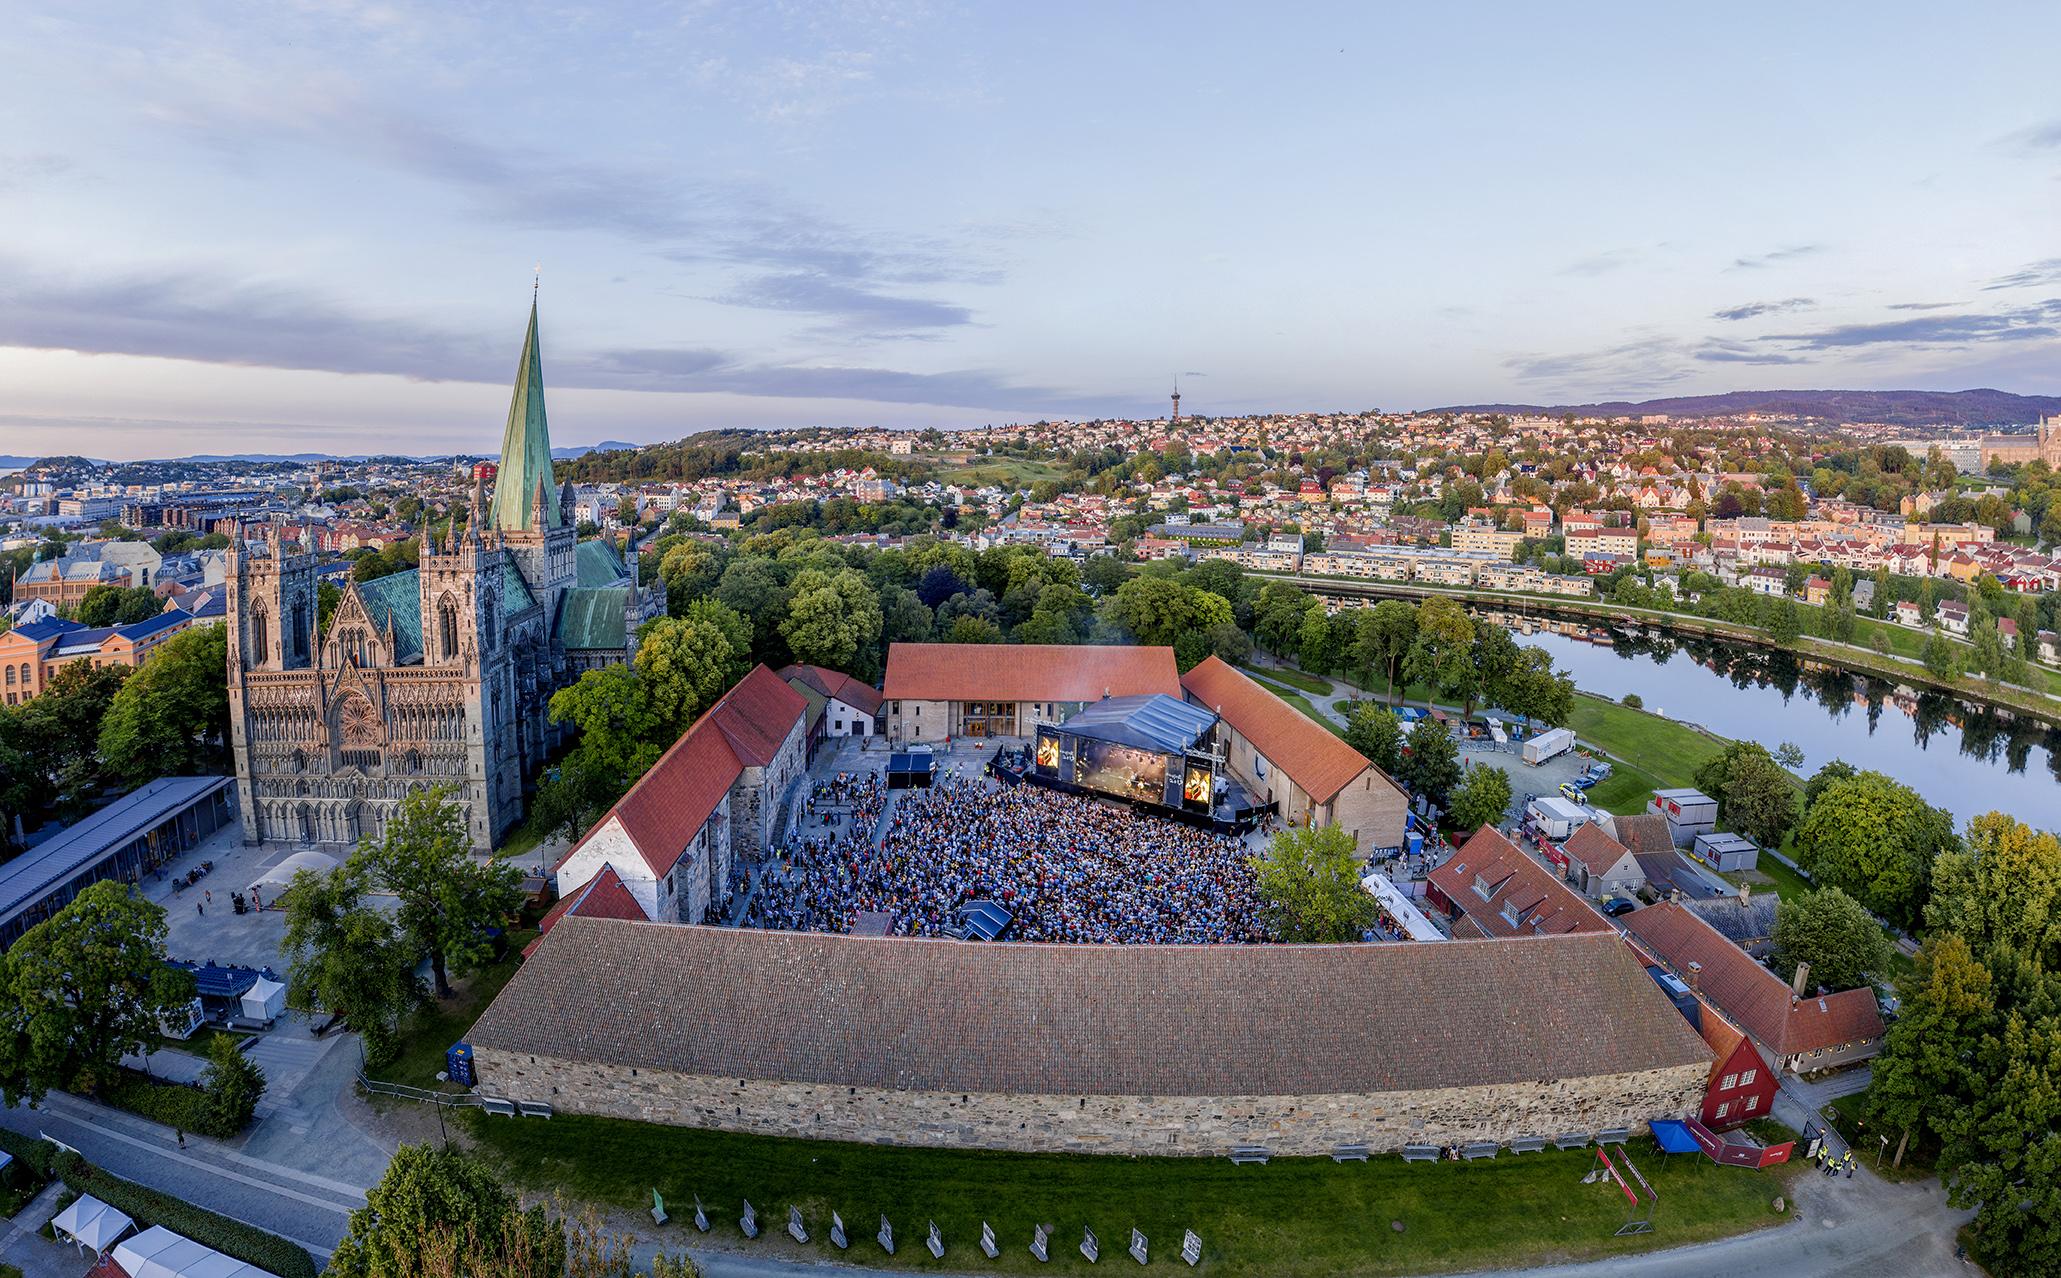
[1650,1120,1702,1154]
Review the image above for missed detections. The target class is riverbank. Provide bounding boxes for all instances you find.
[1267,573,2061,725]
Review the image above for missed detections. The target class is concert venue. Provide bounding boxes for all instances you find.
[1024,693,1259,829]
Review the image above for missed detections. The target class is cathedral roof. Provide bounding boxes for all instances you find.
[557,585,630,651]
[574,539,629,587]
[489,298,562,533]
[355,570,423,663]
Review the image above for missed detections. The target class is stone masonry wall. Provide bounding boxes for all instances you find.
[473,1046,1706,1156]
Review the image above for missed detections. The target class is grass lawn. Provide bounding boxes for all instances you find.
[936,456,1066,489]
[465,1114,1797,1278]
[152,1026,253,1057]
[1241,674,1345,737]
[369,927,538,1090]
[1241,663,1334,696]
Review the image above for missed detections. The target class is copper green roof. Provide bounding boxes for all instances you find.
[557,585,629,651]
[489,299,562,532]
[357,570,423,663]
[500,561,536,612]
[574,538,627,587]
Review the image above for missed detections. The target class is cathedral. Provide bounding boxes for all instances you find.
[227,300,658,853]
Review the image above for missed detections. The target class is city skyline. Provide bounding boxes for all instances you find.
[3,1,2060,459]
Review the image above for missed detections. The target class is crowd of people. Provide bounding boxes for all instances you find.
[742,773,1268,944]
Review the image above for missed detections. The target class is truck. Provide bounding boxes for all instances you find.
[1521,726,1576,765]
[1527,795,1591,841]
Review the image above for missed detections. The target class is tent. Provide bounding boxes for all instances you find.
[239,976,287,1023]
[53,1193,135,1254]
[115,1227,281,1278]
[246,849,340,900]
[1649,1119,1704,1155]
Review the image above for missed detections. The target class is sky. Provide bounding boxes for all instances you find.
[2,1,2059,460]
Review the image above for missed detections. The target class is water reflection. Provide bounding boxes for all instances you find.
[1510,627,2061,827]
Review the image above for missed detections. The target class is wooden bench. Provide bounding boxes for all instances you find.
[1229,1145,1271,1165]
[1509,1137,1548,1154]
[1461,1141,1499,1161]
[516,1100,553,1119]
[1597,1128,1631,1146]
[1401,1144,1441,1163]
[1331,1144,1370,1163]
[1555,1133,1591,1150]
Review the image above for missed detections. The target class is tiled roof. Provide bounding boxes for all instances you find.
[1610,813,1676,856]
[1622,902,1883,1057]
[472,920,1714,1096]
[1179,656,1382,804]
[778,663,883,716]
[559,665,806,878]
[1563,822,1632,877]
[883,642,1180,704]
[1428,826,1614,939]
[527,865,649,955]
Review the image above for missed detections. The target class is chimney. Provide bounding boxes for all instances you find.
[1738,882,1752,905]
[1685,960,1702,992]
[1790,960,1811,998]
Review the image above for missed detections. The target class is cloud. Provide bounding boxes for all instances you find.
[0,256,1104,413]
[1983,258,2061,291]
[715,273,972,330]
[1693,346,1808,365]
[1503,335,1699,392]
[1761,303,2061,350]
[2000,118,2061,151]
[1560,249,1638,277]
[1712,297,1815,321]
[1729,244,1824,270]
[1887,300,1957,311]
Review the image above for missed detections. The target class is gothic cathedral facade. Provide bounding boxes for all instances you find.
[227,301,657,852]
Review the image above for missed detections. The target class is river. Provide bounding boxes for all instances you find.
[1515,628,2061,829]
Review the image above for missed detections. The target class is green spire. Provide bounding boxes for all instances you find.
[489,297,561,532]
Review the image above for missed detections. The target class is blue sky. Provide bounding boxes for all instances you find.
[2,1,2058,459]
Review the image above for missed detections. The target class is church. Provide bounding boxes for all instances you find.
[226,300,659,853]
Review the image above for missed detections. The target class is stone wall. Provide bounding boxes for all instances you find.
[472,1046,1706,1156]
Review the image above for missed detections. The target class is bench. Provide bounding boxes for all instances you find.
[1509,1137,1548,1154]
[516,1100,553,1119]
[1555,1133,1592,1150]
[1229,1145,1271,1165]
[479,1097,517,1117]
[1401,1144,1442,1163]
[1597,1127,1631,1146]
[1331,1144,1370,1163]
[1461,1141,1499,1161]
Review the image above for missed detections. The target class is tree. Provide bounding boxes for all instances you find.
[200,1030,267,1134]
[75,584,164,627]
[1399,718,1463,812]
[1296,599,1337,674]
[1770,887,1891,992]
[11,660,127,809]
[352,786,522,998]
[0,881,193,1101]
[1402,597,1477,712]
[1763,597,1803,646]
[780,569,883,674]
[97,623,231,786]
[548,664,665,796]
[1691,741,1797,853]
[1447,763,1513,833]
[1344,703,1404,774]
[1869,932,1992,1168]
[1102,576,1232,651]
[1924,813,2061,969]
[1803,758,1858,812]
[635,614,746,741]
[1248,825,1376,943]
[1621,692,1644,710]
[1921,629,1962,681]
[1352,600,1417,702]
[1772,741,1805,770]
[1793,771,1955,929]
[329,1145,564,1278]
[1491,645,1575,725]
[278,862,422,1066]
[945,614,1002,644]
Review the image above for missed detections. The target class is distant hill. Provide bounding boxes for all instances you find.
[1433,388,2061,428]
[552,441,638,459]
[0,456,41,469]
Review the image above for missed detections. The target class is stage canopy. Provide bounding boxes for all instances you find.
[1058,694,1218,754]
[1359,872,1446,942]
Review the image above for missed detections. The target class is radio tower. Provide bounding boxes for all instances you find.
[1170,380,1182,424]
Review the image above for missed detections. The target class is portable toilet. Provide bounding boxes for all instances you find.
[446,1041,476,1088]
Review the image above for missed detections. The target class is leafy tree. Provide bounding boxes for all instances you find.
[278,862,421,1066]
[0,881,194,1101]
[97,623,231,786]
[200,1030,267,1134]
[1490,645,1574,725]
[352,786,522,998]
[329,1145,563,1278]
[635,615,746,740]
[1296,599,1337,674]
[1447,763,1514,833]
[75,584,164,627]
[1402,597,1476,713]
[1921,629,1962,681]
[1770,886,1891,992]
[945,614,1003,644]
[713,558,791,666]
[1102,576,1232,650]
[1344,703,1404,774]
[1772,741,1805,770]
[1691,741,1797,852]
[1621,692,1644,710]
[1399,718,1462,812]
[1803,758,1858,812]
[1248,825,1375,943]
[878,586,935,647]
[780,569,884,675]
[1763,597,1803,646]
[11,660,127,809]
[1352,600,1417,702]
[1794,770,1955,929]
[547,664,665,795]
[1251,582,1312,656]
[1925,812,2061,969]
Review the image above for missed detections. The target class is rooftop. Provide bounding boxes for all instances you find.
[1,778,231,927]
[1179,656,1381,803]
[883,642,1181,705]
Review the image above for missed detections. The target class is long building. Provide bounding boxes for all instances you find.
[1177,656,1408,852]
[469,919,1713,1156]
[882,642,1181,742]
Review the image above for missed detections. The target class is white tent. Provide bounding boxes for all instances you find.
[238,976,287,1023]
[114,1227,280,1278]
[247,850,339,901]
[1360,871,1447,942]
[52,1193,135,1254]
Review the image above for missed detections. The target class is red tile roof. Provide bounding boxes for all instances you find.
[882,642,1180,704]
[778,663,883,716]
[1622,901,1884,1058]
[1178,656,1382,804]
[557,664,806,878]
[526,865,649,955]
[1564,822,1632,877]
[1428,826,1614,938]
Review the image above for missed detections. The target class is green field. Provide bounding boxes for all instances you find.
[1563,694,1730,813]
[1242,663,1334,696]
[465,1114,1797,1278]
[935,456,1067,489]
